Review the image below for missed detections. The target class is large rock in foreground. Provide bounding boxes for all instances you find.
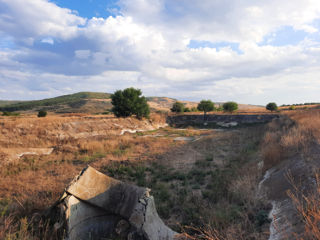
[58,166,178,240]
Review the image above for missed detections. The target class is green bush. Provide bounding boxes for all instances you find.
[37,110,47,117]
[184,107,191,112]
[288,105,295,110]
[266,102,278,112]
[111,88,150,119]
[216,106,224,112]
[191,107,199,112]
[171,101,185,113]
[223,101,238,113]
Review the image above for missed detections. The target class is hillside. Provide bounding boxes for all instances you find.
[0,92,111,113]
[0,92,265,114]
[0,93,183,114]
[0,100,21,107]
[147,97,198,112]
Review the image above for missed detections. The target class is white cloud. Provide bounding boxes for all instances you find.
[0,0,86,42]
[0,0,320,104]
[75,50,91,59]
[41,37,54,45]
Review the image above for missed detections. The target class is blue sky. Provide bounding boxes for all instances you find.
[52,0,120,18]
[1,0,320,104]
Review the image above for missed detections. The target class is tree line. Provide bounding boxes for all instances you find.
[109,88,281,119]
[170,100,238,115]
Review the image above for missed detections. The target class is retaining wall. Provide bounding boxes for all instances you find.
[167,114,279,127]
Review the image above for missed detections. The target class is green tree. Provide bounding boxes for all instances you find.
[111,88,150,119]
[37,110,47,117]
[171,101,185,113]
[184,107,191,112]
[223,101,238,113]
[266,102,278,112]
[197,100,215,118]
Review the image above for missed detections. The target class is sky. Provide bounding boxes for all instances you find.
[1,0,320,105]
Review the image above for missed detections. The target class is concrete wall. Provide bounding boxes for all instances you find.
[167,114,279,127]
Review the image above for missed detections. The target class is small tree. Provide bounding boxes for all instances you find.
[197,100,215,118]
[266,102,278,112]
[171,101,185,113]
[216,106,223,112]
[191,107,198,112]
[37,110,47,117]
[223,101,238,113]
[111,88,150,119]
[288,105,296,110]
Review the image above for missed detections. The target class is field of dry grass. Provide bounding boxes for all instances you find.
[260,109,320,240]
[1,109,319,240]
[0,113,170,238]
[261,109,320,170]
[0,112,273,240]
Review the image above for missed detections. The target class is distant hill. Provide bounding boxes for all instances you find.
[146,97,198,112]
[0,92,264,114]
[0,100,21,107]
[0,92,111,113]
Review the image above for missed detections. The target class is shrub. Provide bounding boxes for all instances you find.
[216,106,223,112]
[266,102,278,112]
[288,173,320,239]
[111,88,150,119]
[184,107,191,112]
[37,110,47,117]
[191,107,198,112]
[171,101,185,113]
[223,102,238,113]
[288,105,296,110]
[2,111,20,116]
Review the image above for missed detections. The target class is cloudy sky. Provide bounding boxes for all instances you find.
[1,0,320,104]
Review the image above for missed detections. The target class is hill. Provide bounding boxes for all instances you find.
[0,92,111,113]
[0,92,265,114]
[147,97,199,112]
[0,100,21,107]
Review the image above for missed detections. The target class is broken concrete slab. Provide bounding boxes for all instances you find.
[58,166,178,240]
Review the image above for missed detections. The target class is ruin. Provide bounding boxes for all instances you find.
[167,114,279,127]
[54,166,178,240]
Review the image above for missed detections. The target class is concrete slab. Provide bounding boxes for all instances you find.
[59,166,178,240]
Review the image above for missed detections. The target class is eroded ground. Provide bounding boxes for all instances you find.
[0,115,272,239]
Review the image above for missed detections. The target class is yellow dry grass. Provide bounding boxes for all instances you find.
[287,173,320,240]
[261,109,320,239]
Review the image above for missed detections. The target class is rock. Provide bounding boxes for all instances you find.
[57,166,178,240]
[216,121,238,127]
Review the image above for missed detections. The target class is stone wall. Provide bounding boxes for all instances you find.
[167,114,279,127]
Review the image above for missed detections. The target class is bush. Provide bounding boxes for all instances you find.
[37,110,47,117]
[171,101,185,113]
[288,105,296,110]
[216,106,223,112]
[197,100,215,117]
[184,107,191,112]
[111,88,150,119]
[191,107,198,112]
[223,102,238,113]
[266,102,278,112]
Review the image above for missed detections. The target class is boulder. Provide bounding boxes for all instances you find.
[57,166,178,240]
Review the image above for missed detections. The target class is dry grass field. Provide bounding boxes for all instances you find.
[260,109,320,240]
[0,109,319,240]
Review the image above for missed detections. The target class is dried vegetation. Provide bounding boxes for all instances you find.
[1,109,320,239]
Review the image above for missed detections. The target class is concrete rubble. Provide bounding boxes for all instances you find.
[55,166,179,240]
